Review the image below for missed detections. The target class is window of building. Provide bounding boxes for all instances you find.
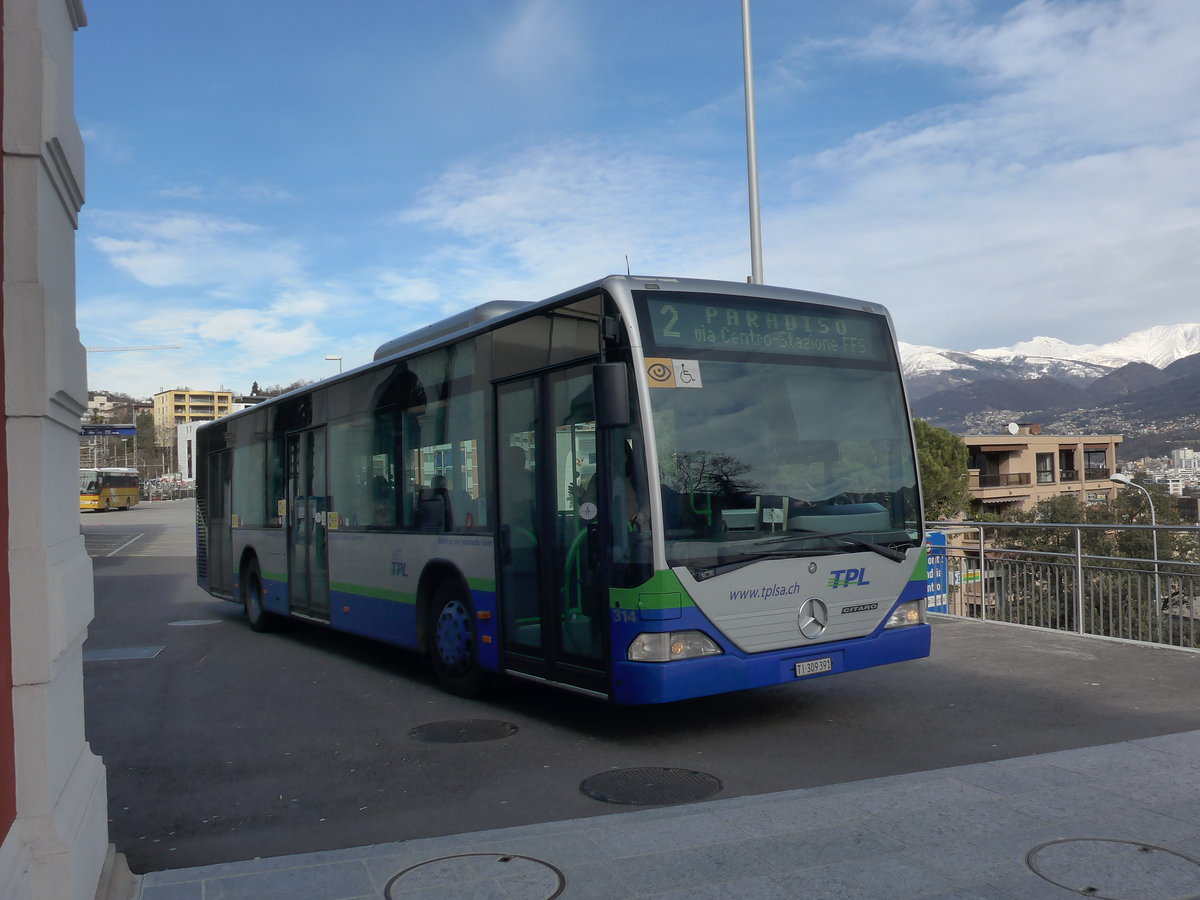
[1036,453,1055,484]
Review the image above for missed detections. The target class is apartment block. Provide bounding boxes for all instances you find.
[965,424,1123,513]
[1171,447,1198,472]
[153,387,233,445]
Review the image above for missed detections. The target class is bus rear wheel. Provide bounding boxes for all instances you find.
[243,560,277,633]
[427,581,485,697]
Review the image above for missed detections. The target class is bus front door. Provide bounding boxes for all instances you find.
[206,450,234,597]
[286,427,330,621]
[496,365,609,695]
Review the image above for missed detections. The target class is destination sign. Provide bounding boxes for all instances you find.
[80,424,136,436]
[636,292,891,362]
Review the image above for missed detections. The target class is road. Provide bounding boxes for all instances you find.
[82,500,1200,873]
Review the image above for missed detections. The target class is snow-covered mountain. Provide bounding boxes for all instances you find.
[899,323,1200,399]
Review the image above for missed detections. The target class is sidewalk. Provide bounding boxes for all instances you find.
[137,730,1200,899]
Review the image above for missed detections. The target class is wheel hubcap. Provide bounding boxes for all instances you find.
[247,579,262,619]
[435,600,472,674]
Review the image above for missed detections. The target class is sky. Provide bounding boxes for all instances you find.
[76,0,1200,400]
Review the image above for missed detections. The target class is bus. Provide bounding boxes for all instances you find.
[80,467,140,511]
[195,276,929,704]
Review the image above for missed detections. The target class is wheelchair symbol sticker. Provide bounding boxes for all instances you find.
[673,359,702,388]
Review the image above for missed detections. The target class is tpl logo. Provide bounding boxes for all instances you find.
[828,567,870,589]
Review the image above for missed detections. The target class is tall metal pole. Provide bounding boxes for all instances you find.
[1136,482,1162,606]
[1113,475,1161,611]
[741,0,764,284]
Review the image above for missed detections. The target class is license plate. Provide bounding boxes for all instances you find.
[794,657,833,678]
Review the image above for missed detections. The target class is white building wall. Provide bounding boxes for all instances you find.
[177,421,202,481]
[1,1,114,899]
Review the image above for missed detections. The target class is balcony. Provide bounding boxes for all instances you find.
[1060,469,1079,482]
[1084,468,1112,481]
[973,473,1032,489]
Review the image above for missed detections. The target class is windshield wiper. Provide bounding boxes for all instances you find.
[756,529,909,563]
[694,547,828,579]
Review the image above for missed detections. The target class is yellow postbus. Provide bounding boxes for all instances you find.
[80,467,140,511]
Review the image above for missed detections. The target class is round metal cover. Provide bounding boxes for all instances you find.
[385,853,565,899]
[168,619,222,626]
[580,766,722,805]
[408,719,518,743]
[1026,838,1200,899]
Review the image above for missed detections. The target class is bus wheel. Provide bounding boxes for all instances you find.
[243,560,276,633]
[427,581,484,697]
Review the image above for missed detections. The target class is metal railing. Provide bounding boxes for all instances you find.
[927,521,1200,650]
[141,483,196,501]
[972,473,1032,488]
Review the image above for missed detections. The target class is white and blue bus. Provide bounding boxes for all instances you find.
[195,276,929,703]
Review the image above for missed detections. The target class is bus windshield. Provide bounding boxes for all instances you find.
[80,470,99,494]
[638,294,920,574]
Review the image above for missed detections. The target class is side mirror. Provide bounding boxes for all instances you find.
[593,363,630,428]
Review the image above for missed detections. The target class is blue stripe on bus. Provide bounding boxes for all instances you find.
[317,585,501,672]
[610,623,931,705]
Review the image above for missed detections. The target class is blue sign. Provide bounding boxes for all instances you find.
[926,531,948,613]
[80,425,136,436]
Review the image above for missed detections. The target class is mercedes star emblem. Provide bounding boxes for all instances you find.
[797,598,829,639]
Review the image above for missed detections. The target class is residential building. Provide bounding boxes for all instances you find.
[1171,447,1198,472]
[84,392,149,428]
[86,390,117,421]
[1176,495,1200,524]
[964,424,1123,513]
[152,387,232,445]
[2,2,121,898]
[175,396,265,480]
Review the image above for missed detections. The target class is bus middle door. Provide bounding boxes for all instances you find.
[286,427,331,621]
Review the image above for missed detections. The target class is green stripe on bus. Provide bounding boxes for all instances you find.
[609,570,696,610]
[329,582,417,605]
[467,576,496,593]
[910,547,928,582]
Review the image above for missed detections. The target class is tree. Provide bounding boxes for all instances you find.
[913,419,972,521]
[660,450,757,497]
[258,379,315,398]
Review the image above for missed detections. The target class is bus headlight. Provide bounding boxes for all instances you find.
[884,601,922,628]
[627,631,723,662]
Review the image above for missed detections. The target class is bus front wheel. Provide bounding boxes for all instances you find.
[243,560,277,633]
[427,581,484,697]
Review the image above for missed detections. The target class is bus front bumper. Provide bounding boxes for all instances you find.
[608,623,931,705]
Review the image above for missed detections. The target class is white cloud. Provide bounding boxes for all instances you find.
[89,212,302,289]
[491,0,585,91]
[399,138,748,300]
[761,0,1200,347]
[375,272,442,305]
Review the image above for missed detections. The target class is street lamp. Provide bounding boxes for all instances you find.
[1110,473,1160,606]
[325,355,343,374]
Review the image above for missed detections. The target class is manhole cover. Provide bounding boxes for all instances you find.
[1027,838,1200,899]
[385,853,564,899]
[580,766,722,805]
[408,719,518,743]
[168,619,223,626]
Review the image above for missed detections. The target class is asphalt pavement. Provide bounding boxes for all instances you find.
[134,728,1200,898]
[82,501,1200,898]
